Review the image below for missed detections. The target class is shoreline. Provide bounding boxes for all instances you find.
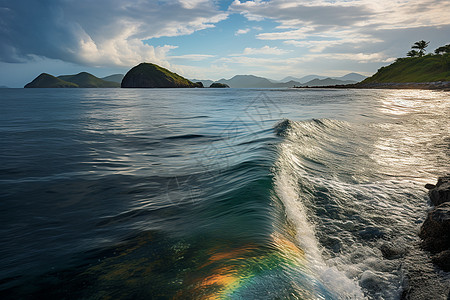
[294,81,450,91]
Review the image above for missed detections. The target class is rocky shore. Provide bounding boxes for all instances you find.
[295,81,450,91]
[400,176,450,300]
[420,176,450,271]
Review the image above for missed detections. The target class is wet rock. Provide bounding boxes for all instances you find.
[428,176,450,206]
[380,242,407,259]
[419,176,450,271]
[424,183,436,190]
[419,202,450,254]
[431,250,450,272]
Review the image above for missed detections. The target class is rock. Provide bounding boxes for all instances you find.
[431,250,450,271]
[209,82,230,88]
[428,176,450,206]
[419,202,450,271]
[380,242,407,259]
[121,63,199,88]
[424,183,436,190]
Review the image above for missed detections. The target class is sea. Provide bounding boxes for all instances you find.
[0,88,449,299]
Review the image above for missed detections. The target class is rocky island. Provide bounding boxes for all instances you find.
[25,72,120,88]
[209,82,230,88]
[121,63,202,88]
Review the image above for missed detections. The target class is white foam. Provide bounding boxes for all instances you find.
[273,121,365,299]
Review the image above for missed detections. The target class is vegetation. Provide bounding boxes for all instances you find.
[435,44,450,55]
[209,82,230,88]
[58,72,120,88]
[25,72,121,88]
[101,74,124,83]
[362,42,450,83]
[121,63,200,88]
[406,50,419,57]
[410,40,429,57]
[24,73,79,88]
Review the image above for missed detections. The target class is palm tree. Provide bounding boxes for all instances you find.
[407,50,419,57]
[411,40,429,57]
[434,44,450,55]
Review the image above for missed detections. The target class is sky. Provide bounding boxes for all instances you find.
[1,0,449,87]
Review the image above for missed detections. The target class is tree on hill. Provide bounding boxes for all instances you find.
[411,40,429,57]
[434,44,450,55]
[407,50,419,57]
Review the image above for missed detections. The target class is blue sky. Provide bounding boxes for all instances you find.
[1,0,449,87]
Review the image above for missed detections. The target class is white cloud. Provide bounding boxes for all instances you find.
[0,0,228,68]
[230,0,450,70]
[235,28,251,35]
[168,54,216,61]
[229,45,290,56]
[231,0,450,29]
[299,53,397,63]
[243,46,290,55]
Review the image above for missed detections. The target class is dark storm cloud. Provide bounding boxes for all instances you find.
[0,0,227,65]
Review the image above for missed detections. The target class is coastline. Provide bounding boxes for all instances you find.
[402,176,450,300]
[294,81,450,91]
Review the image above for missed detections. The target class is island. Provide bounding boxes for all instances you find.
[25,72,120,88]
[121,63,202,88]
[209,82,230,88]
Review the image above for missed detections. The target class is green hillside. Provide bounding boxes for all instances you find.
[362,54,450,83]
[101,74,124,83]
[58,72,120,88]
[25,73,78,88]
[121,63,200,88]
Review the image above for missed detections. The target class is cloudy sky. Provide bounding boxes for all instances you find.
[1,0,449,87]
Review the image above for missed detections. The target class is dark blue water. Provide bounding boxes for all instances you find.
[0,88,449,299]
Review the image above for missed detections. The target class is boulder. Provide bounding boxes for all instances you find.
[428,176,450,206]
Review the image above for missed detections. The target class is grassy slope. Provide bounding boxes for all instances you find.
[25,73,79,88]
[101,74,124,83]
[58,72,120,88]
[363,54,450,83]
[123,63,197,87]
[144,63,195,86]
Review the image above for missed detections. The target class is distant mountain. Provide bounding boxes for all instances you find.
[121,63,201,88]
[190,79,214,87]
[337,73,367,82]
[216,75,276,88]
[25,73,79,88]
[58,72,119,88]
[209,74,356,88]
[302,78,357,86]
[0,85,9,88]
[101,74,124,83]
[281,73,366,84]
[281,75,327,83]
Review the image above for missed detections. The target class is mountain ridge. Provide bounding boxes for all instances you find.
[25,72,120,88]
[25,73,79,88]
[58,72,119,88]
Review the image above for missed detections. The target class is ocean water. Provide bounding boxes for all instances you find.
[0,88,449,299]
